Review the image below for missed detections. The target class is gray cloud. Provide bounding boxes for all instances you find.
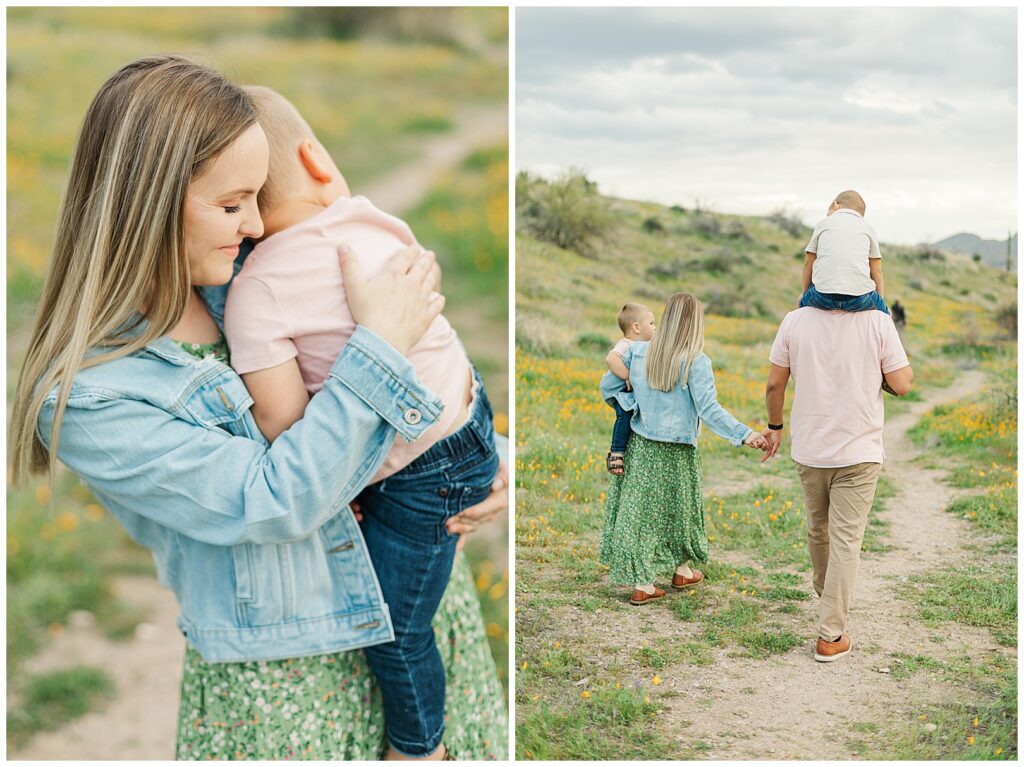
[517,7,1017,242]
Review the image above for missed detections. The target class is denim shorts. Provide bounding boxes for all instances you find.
[800,284,890,315]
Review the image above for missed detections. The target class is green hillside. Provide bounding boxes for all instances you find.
[516,178,1014,363]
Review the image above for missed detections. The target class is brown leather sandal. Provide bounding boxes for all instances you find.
[672,569,704,589]
[629,586,666,605]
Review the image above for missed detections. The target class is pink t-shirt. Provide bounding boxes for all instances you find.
[610,338,632,356]
[224,195,471,481]
[769,307,909,468]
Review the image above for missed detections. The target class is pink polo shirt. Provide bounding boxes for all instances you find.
[224,195,471,481]
[769,307,908,468]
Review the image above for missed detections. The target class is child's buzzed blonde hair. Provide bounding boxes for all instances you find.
[833,190,866,215]
[617,302,649,335]
[243,85,318,215]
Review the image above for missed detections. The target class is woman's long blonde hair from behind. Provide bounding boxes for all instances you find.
[645,292,705,392]
[9,55,257,485]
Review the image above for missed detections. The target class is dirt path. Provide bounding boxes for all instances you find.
[657,369,1004,759]
[361,106,507,216]
[563,369,1006,760]
[8,105,507,761]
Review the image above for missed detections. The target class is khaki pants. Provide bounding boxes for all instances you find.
[795,461,882,641]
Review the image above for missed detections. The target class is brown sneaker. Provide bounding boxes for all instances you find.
[814,634,852,662]
[629,587,666,605]
[671,569,704,589]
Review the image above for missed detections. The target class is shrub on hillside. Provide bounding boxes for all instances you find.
[702,287,768,319]
[281,7,465,46]
[724,220,752,242]
[646,258,686,281]
[516,170,610,258]
[690,214,721,238]
[995,301,1017,339]
[642,217,665,234]
[669,205,687,214]
[768,209,808,238]
[911,247,946,262]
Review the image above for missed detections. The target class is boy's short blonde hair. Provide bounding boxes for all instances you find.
[243,85,317,215]
[617,302,649,334]
[833,190,866,215]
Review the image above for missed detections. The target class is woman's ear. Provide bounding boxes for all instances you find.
[297,140,333,184]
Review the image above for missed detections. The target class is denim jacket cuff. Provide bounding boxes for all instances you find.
[733,426,753,447]
[331,326,444,442]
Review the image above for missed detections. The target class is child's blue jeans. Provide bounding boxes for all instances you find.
[609,400,633,454]
[800,284,889,314]
[358,370,500,757]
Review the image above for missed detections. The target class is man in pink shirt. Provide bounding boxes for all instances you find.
[761,307,912,662]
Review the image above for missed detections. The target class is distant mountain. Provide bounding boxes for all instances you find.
[931,232,1017,270]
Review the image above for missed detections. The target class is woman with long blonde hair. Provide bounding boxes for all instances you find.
[9,55,507,760]
[599,292,768,605]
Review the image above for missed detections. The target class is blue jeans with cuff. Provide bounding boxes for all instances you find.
[358,370,500,757]
[800,284,889,314]
[609,400,633,455]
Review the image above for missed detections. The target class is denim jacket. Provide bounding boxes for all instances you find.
[600,343,752,447]
[36,250,445,663]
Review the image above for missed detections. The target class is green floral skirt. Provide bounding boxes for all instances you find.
[175,552,507,760]
[599,434,708,585]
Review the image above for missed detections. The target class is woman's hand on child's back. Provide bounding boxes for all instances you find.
[338,243,444,355]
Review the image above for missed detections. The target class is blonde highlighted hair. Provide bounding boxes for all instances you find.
[9,55,256,484]
[645,293,705,392]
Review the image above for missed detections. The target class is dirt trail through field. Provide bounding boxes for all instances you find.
[570,369,1006,760]
[8,105,507,761]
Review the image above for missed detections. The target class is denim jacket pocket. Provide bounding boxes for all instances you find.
[185,374,254,429]
[231,543,256,623]
[319,512,387,615]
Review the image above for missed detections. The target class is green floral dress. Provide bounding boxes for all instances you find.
[599,433,708,585]
[173,338,507,760]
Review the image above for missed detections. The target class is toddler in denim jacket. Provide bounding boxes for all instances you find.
[223,86,499,760]
[603,302,656,475]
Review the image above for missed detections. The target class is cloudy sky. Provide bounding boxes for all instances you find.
[517,7,1017,244]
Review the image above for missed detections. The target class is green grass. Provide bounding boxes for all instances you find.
[7,666,115,749]
[7,473,154,673]
[901,565,1017,646]
[516,686,674,760]
[849,656,1016,760]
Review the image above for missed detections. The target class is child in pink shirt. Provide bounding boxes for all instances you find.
[224,86,498,760]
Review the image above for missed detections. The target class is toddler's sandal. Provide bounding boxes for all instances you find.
[606,452,625,475]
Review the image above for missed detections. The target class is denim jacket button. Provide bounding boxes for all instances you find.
[438,487,449,498]
[403,408,422,425]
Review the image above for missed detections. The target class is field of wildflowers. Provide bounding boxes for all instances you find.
[7,6,508,749]
[514,185,1017,759]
